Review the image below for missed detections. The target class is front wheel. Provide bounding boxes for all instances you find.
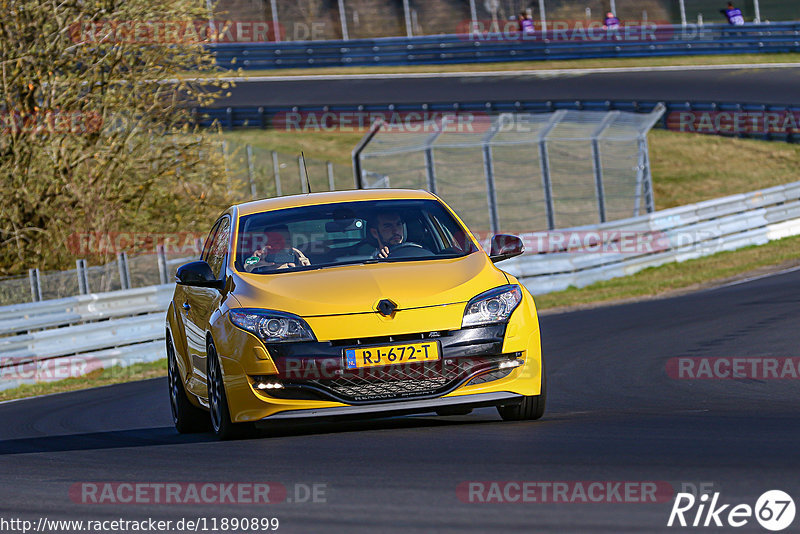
[167,331,208,434]
[207,340,254,440]
[497,364,547,421]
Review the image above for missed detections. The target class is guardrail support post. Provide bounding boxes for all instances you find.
[76,259,89,295]
[327,161,336,191]
[28,268,42,302]
[272,151,282,196]
[246,144,257,199]
[157,245,169,285]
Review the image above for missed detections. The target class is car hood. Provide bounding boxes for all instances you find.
[231,252,508,317]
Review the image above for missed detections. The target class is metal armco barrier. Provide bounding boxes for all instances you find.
[3,180,800,390]
[195,100,800,144]
[0,285,174,391]
[207,23,800,70]
[501,181,800,294]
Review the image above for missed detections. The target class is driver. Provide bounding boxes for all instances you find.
[369,211,405,259]
[243,225,310,272]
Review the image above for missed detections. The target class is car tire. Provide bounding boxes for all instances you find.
[207,340,254,440]
[497,364,547,421]
[167,331,208,433]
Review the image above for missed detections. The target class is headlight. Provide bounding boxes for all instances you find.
[462,285,523,327]
[229,309,316,343]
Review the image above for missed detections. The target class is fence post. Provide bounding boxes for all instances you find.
[28,268,42,302]
[222,140,231,194]
[269,0,281,42]
[337,0,349,40]
[299,155,308,193]
[422,120,446,194]
[117,252,131,290]
[272,150,282,196]
[76,259,89,295]
[403,0,413,37]
[537,110,566,230]
[351,119,384,189]
[157,244,169,285]
[641,136,656,213]
[424,148,438,194]
[482,145,501,235]
[246,144,257,199]
[327,161,336,191]
[481,121,501,235]
[590,111,619,224]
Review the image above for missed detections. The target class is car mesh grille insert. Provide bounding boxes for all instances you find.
[301,356,508,403]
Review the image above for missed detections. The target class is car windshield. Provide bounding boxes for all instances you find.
[235,199,480,274]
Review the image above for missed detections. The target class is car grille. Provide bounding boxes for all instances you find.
[287,354,516,403]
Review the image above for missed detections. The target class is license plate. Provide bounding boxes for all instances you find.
[344,341,440,369]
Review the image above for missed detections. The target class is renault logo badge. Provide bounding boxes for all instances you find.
[377,299,397,316]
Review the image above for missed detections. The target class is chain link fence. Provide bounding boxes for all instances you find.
[215,0,799,42]
[355,107,664,235]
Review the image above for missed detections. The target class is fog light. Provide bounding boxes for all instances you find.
[498,359,523,370]
[252,376,284,390]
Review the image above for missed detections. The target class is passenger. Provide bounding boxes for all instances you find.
[244,225,310,272]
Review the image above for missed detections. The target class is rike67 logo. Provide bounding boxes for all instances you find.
[668,490,795,531]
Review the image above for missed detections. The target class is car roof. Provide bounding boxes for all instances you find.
[235,189,438,217]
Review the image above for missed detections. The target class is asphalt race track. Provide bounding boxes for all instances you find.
[217,66,800,108]
[2,267,800,533]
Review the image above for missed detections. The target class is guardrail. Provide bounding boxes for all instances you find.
[0,284,173,392]
[502,181,800,294]
[3,180,800,391]
[208,22,800,70]
[196,100,800,144]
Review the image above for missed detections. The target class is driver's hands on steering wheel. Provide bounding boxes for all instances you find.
[376,246,391,259]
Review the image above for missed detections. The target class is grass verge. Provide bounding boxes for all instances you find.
[204,53,800,78]
[0,359,167,403]
[534,233,800,311]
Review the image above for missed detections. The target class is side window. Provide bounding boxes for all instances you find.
[206,217,231,279]
[201,220,221,263]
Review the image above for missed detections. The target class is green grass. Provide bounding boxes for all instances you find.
[534,233,800,311]
[0,359,167,402]
[207,53,800,78]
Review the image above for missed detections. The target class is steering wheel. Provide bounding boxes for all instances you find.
[386,242,434,258]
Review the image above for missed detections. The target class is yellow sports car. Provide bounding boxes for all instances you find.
[166,189,545,439]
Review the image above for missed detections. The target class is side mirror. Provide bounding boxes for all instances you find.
[176,261,225,290]
[489,234,524,263]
